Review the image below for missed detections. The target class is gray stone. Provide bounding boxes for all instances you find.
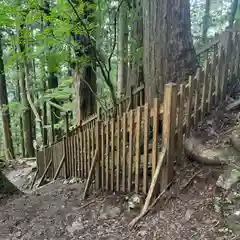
[66,217,84,235]
[99,205,121,219]
[216,168,240,190]
[15,231,22,238]
[185,209,194,222]
[128,194,143,210]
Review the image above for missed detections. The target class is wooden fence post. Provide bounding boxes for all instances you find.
[95,120,101,190]
[161,83,177,190]
[65,112,69,134]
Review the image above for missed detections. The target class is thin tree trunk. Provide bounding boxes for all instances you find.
[117,0,129,97]
[202,0,210,43]
[229,0,238,28]
[18,21,35,158]
[0,33,15,160]
[16,66,25,158]
[143,0,196,103]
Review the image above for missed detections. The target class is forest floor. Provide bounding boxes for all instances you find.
[0,162,239,239]
[1,98,240,239]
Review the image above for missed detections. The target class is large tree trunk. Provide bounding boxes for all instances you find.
[117,0,129,97]
[143,0,197,103]
[0,33,15,160]
[128,0,143,93]
[74,62,96,123]
[72,0,97,124]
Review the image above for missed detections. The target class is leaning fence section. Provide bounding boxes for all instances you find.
[36,30,240,197]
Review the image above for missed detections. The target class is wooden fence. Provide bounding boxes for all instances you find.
[36,30,240,199]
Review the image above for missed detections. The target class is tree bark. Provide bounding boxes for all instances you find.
[202,0,210,43]
[143,0,197,103]
[0,33,15,160]
[229,0,238,28]
[117,0,129,97]
[128,0,143,93]
[18,22,35,158]
[72,0,97,124]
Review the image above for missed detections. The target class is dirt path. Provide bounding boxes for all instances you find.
[0,164,239,240]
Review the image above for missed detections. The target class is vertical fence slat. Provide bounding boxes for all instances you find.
[95,121,100,190]
[186,76,193,137]
[79,128,83,178]
[208,47,218,112]
[83,130,87,178]
[135,106,141,193]
[74,132,77,177]
[87,127,91,177]
[143,103,149,194]
[194,69,201,128]
[91,126,95,187]
[116,116,120,191]
[105,120,109,190]
[111,118,115,191]
[128,110,133,192]
[201,60,209,120]
[152,98,159,180]
[215,47,223,104]
[122,113,127,192]
[101,121,105,189]
[177,84,185,165]
[161,83,177,190]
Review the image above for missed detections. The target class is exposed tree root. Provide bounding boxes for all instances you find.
[184,137,227,166]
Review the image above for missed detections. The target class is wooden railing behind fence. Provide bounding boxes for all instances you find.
[36,30,240,197]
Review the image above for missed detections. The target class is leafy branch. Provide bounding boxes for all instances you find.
[67,0,123,107]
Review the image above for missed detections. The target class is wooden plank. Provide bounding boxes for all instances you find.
[201,60,209,120]
[208,46,218,112]
[128,110,133,192]
[87,127,91,177]
[83,150,98,199]
[53,154,66,180]
[135,106,141,193]
[73,132,77,177]
[215,47,223,104]
[101,121,105,189]
[161,83,177,190]
[129,147,166,228]
[83,130,87,178]
[122,113,127,192]
[116,116,120,191]
[177,84,185,165]
[196,37,220,56]
[95,121,101,190]
[186,76,193,137]
[63,137,67,178]
[152,99,159,180]
[37,159,53,188]
[111,118,115,191]
[76,129,80,177]
[91,126,95,185]
[105,120,109,190]
[143,103,149,194]
[79,129,84,178]
[70,135,73,177]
